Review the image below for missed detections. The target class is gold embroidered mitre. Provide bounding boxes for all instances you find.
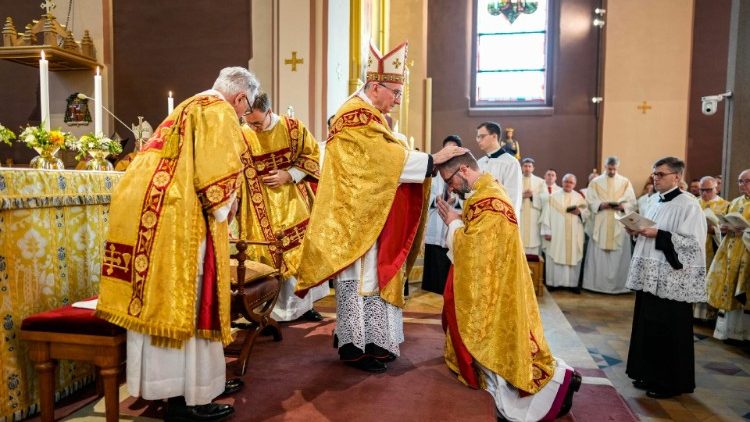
[366,41,408,85]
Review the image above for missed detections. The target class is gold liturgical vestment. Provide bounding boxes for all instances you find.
[296,95,428,307]
[699,197,730,267]
[707,195,750,311]
[237,117,320,277]
[444,173,555,394]
[97,94,248,348]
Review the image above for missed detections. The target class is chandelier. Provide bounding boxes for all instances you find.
[487,0,539,24]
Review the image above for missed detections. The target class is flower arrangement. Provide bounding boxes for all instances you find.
[70,133,123,160]
[0,124,15,146]
[18,124,75,151]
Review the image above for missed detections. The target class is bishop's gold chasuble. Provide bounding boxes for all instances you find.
[707,195,750,311]
[237,117,320,277]
[296,95,428,308]
[443,173,555,394]
[97,94,249,348]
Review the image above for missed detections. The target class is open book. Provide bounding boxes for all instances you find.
[719,212,750,231]
[615,211,656,231]
[703,207,720,226]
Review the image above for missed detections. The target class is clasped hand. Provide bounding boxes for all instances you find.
[436,196,461,225]
[262,170,292,188]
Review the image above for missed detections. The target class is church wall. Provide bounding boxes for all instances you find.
[600,0,694,192]
[723,0,750,200]
[685,0,731,184]
[390,0,428,151]
[427,0,599,183]
[112,0,252,153]
[327,0,351,128]
[250,0,273,97]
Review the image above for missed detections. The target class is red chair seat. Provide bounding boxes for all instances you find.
[21,299,124,337]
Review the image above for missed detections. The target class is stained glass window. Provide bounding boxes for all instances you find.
[473,0,552,106]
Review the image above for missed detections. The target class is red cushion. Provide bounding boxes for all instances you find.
[21,298,124,337]
[525,254,541,262]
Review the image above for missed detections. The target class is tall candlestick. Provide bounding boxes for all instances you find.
[94,67,103,137]
[168,91,174,115]
[39,51,50,130]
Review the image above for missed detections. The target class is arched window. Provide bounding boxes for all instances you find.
[471,0,555,108]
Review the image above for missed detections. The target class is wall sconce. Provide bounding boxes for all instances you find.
[591,97,603,104]
[593,8,606,28]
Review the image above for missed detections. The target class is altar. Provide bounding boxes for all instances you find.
[0,168,122,421]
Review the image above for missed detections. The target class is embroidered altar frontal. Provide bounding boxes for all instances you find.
[0,168,123,421]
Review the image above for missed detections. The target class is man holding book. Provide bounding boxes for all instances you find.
[706,169,750,342]
[541,174,589,291]
[582,156,637,294]
[696,176,730,320]
[625,157,706,400]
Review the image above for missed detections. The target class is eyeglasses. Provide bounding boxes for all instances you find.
[699,188,716,192]
[475,133,490,140]
[377,83,402,99]
[738,179,750,185]
[651,171,677,179]
[247,110,270,130]
[241,95,253,116]
[444,166,461,185]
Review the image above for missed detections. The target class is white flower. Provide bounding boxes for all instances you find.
[25,134,36,144]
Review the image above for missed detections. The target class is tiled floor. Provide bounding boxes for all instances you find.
[551,289,750,422]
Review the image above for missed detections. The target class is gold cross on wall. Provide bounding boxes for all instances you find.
[284,51,304,72]
[637,101,652,114]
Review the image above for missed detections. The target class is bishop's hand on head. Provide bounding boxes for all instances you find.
[431,145,469,165]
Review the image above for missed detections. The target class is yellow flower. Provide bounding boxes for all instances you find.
[49,131,65,146]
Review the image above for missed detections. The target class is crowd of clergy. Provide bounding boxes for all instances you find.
[90,34,748,420]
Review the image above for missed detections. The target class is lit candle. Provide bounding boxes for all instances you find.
[94,67,103,137]
[39,51,50,130]
[168,91,174,115]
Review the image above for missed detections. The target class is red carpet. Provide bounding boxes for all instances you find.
[26,311,637,421]
[121,317,497,421]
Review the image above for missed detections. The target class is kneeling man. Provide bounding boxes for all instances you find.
[436,152,581,422]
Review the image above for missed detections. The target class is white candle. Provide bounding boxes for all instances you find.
[168,91,174,114]
[94,67,103,137]
[39,51,50,130]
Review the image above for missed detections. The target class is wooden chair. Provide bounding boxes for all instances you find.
[526,254,545,297]
[20,303,126,422]
[228,239,283,375]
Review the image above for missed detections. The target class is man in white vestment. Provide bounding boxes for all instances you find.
[542,174,589,291]
[520,158,546,256]
[475,121,522,217]
[539,169,562,253]
[582,156,637,294]
[626,157,706,399]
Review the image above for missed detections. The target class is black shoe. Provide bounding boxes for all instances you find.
[632,379,649,390]
[221,377,244,396]
[556,370,582,418]
[646,390,678,399]
[301,309,324,321]
[164,402,235,422]
[343,355,387,373]
[365,343,397,363]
